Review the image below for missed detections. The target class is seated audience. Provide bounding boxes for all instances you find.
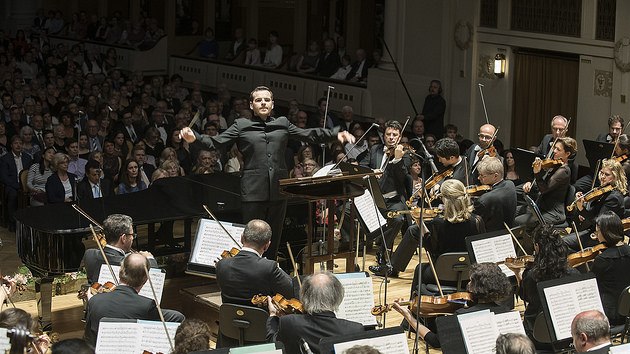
[45,152,76,203]
[26,146,55,206]
[117,158,147,194]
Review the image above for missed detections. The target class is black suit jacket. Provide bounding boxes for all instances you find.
[45,172,77,203]
[592,245,630,325]
[345,59,369,81]
[360,144,410,201]
[197,116,338,202]
[84,285,159,346]
[474,179,517,231]
[83,246,158,284]
[215,250,294,306]
[0,152,32,191]
[76,178,113,201]
[266,311,364,354]
[316,52,341,77]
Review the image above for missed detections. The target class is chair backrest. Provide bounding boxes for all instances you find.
[532,312,551,344]
[18,169,28,190]
[565,184,576,206]
[219,303,269,345]
[618,285,630,317]
[434,252,471,285]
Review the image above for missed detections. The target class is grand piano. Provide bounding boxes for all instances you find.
[14,173,241,328]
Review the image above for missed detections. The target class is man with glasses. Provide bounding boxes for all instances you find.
[473,157,517,231]
[83,214,157,284]
[464,123,497,185]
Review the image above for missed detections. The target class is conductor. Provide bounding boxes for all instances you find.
[180,86,355,260]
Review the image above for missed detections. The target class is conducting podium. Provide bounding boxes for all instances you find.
[279,163,381,273]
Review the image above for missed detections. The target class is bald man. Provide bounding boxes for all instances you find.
[464,123,497,185]
[571,310,611,353]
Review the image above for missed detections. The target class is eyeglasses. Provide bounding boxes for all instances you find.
[304,163,316,167]
[478,134,493,140]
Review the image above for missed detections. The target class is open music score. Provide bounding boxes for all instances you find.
[353,190,388,234]
[190,219,245,267]
[98,265,165,304]
[0,328,9,351]
[457,310,525,354]
[95,319,179,354]
[466,231,518,277]
[334,273,377,327]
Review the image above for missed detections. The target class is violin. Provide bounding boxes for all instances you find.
[424,167,454,190]
[566,185,615,212]
[623,217,630,231]
[477,145,497,159]
[387,207,442,220]
[371,292,472,317]
[614,154,628,163]
[466,184,491,196]
[78,281,116,300]
[534,158,563,170]
[500,255,535,270]
[143,351,164,354]
[567,243,608,268]
[220,247,240,259]
[251,293,304,315]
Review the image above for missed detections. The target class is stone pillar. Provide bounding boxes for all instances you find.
[378,0,400,72]
[293,0,307,53]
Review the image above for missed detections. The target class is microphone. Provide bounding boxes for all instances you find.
[328,85,335,90]
[299,338,314,354]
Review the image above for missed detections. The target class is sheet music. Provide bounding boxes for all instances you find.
[333,333,410,354]
[98,265,166,303]
[470,233,517,277]
[334,273,377,326]
[543,277,603,341]
[611,343,630,353]
[354,190,387,233]
[0,328,10,352]
[190,218,244,266]
[138,320,180,354]
[95,321,140,353]
[229,343,279,353]
[494,311,527,335]
[458,310,499,354]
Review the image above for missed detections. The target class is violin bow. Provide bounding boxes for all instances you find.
[188,111,201,129]
[143,262,174,353]
[610,121,630,159]
[425,250,444,297]
[477,84,490,125]
[590,159,602,191]
[202,205,242,250]
[286,242,302,289]
[571,221,590,271]
[503,223,528,256]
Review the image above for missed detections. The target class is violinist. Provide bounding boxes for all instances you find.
[515,137,576,230]
[215,220,293,308]
[517,226,577,349]
[433,137,467,186]
[83,214,158,284]
[590,212,630,326]
[534,115,578,183]
[564,159,626,252]
[360,120,411,271]
[464,123,497,185]
[266,272,364,354]
[0,308,51,354]
[393,263,512,349]
[473,157,517,232]
[405,158,423,207]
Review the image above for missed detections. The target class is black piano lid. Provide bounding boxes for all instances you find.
[15,173,242,232]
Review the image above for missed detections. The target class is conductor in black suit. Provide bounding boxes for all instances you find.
[215,219,294,307]
[83,252,184,346]
[266,271,364,354]
[180,86,355,260]
[76,159,113,201]
[570,310,612,353]
[473,156,517,231]
[83,214,158,284]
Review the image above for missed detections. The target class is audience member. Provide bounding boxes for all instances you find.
[117,158,146,194]
[262,31,283,68]
[45,152,76,203]
[0,135,33,228]
[26,146,54,206]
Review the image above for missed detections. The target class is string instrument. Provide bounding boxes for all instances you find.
[220,247,240,258]
[142,351,164,354]
[566,185,615,212]
[370,292,472,317]
[424,167,454,191]
[251,293,304,315]
[387,207,442,221]
[466,184,491,197]
[500,255,535,270]
[614,154,628,163]
[623,217,630,231]
[535,158,563,170]
[567,243,608,268]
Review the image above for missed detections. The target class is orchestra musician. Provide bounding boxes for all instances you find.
[464,123,497,185]
[215,219,294,307]
[590,212,630,326]
[266,271,364,354]
[564,159,626,252]
[83,253,184,346]
[434,137,467,185]
[82,214,158,284]
[473,156,517,231]
[393,262,512,349]
[515,137,576,230]
[571,310,612,353]
[535,115,568,157]
[180,86,355,261]
[515,226,577,349]
[360,120,411,273]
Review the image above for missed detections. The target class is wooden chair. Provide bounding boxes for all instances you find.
[17,169,29,210]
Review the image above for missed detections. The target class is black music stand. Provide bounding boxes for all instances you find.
[280,167,378,273]
[583,139,614,172]
[511,148,543,182]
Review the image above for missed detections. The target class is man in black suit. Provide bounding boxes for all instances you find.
[418,80,446,138]
[115,109,142,144]
[76,159,113,201]
[266,272,364,354]
[132,146,155,186]
[536,115,568,156]
[595,115,623,143]
[83,252,184,346]
[83,214,158,284]
[0,135,33,230]
[180,86,354,261]
[316,38,341,77]
[464,123,497,185]
[434,137,467,186]
[570,310,611,353]
[216,219,293,306]
[345,48,369,83]
[474,157,517,231]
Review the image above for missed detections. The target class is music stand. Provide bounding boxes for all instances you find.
[583,139,614,172]
[318,326,405,354]
[511,148,543,182]
[524,195,545,226]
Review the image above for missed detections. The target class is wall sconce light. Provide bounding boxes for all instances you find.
[494,53,506,78]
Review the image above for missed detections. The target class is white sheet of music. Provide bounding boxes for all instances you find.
[458,310,499,354]
[334,273,377,326]
[610,343,630,353]
[190,218,244,266]
[0,328,9,351]
[494,311,527,335]
[98,265,166,304]
[470,233,517,277]
[543,277,603,341]
[332,332,410,354]
[353,190,387,233]
[138,320,179,354]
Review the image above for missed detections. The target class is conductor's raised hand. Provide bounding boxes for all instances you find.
[179,127,197,143]
[337,131,355,144]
